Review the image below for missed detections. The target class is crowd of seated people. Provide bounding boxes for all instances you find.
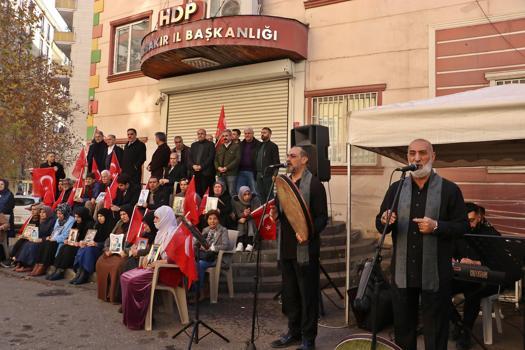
[0,126,281,330]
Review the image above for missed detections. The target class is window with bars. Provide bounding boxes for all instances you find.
[113,19,149,74]
[311,92,378,165]
[496,78,525,85]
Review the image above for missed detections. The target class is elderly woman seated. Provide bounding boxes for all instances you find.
[196,209,230,299]
[120,206,180,330]
[7,203,41,269]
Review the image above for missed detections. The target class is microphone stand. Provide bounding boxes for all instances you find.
[246,165,280,350]
[365,170,408,350]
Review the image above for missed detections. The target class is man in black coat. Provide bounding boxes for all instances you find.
[104,134,124,170]
[40,152,66,194]
[148,132,171,179]
[188,128,216,197]
[270,146,328,350]
[110,173,140,216]
[87,130,108,171]
[255,127,280,201]
[376,139,468,350]
[237,127,260,195]
[141,177,170,210]
[172,135,191,177]
[122,128,147,185]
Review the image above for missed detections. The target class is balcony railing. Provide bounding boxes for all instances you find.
[54,31,75,44]
[55,0,77,11]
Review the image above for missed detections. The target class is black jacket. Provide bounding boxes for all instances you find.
[255,140,280,175]
[239,138,261,174]
[105,145,124,171]
[112,185,140,210]
[145,186,170,210]
[189,140,216,177]
[87,140,108,171]
[148,143,171,179]
[172,144,191,177]
[122,140,147,183]
[162,164,187,194]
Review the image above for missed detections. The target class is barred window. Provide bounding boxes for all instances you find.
[312,92,378,165]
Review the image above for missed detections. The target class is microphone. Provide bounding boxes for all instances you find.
[395,164,418,172]
[267,162,288,169]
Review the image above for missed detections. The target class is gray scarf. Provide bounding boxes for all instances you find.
[277,169,313,265]
[395,171,442,291]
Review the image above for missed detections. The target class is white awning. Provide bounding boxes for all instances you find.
[348,85,525,167]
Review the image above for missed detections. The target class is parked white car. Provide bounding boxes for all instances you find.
[14,195,41,227]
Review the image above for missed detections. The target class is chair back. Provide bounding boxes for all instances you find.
[226,230,239,252]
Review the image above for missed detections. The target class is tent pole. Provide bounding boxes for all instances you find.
[345,142,352,325]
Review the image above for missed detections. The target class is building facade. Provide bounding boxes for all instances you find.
[89,0,525,234]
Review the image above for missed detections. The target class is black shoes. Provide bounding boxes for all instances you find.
[73,269,89,285]
[296,340,315,350]
[270,332,302,348]
[46,268,65,281]
[0,259,15,268]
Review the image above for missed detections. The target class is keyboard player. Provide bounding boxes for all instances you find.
[451,202,501,350]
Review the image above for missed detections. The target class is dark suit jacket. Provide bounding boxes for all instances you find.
[162,164,187,193]
[188,140,216,177]
[148,143,171,179]
[122,140,147,184]
[145,186,170,210]
[87,140,108,171]
[112,185,140,209]
[255,140,280,175]
[105,146,124,171]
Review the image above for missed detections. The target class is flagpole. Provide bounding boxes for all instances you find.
[246,166,279,350]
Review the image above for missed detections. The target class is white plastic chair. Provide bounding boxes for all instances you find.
[145,262,190,331]
[481,293,503,345]
[206,229,238,304]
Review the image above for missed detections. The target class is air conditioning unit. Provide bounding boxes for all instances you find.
[206,0,260,18]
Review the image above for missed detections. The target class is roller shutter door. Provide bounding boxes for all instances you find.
[166,79,289,163]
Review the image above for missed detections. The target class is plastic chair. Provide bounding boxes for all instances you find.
[481,293,503,345]
[145,262,190,331]
[206,230,238,304]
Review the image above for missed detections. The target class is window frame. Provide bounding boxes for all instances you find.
[108,11,152,83]
[305,84,386,175]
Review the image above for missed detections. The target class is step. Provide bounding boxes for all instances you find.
[232,272,348,293]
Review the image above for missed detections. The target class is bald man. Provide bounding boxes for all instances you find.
[188,128,216,197]
[376,139,468,350]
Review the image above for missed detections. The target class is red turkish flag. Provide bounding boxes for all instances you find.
[72,147,87,179]
[251,199,277,240]
[32,168,56,205]
[215,105,227,149]
[67,171,84,206]
[52,189,65,210]
[165,223,198,289]
[198,188,209,214]
[104,176,119,209]
[126,207,146,244]
[91,161,101,181]
[184,177,200,225]
[109,151,121,178]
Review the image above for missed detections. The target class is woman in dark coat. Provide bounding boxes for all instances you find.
[10,203,41,269]
[0,179,15,241]
[96,204,133,303]
[47,207,94,281]
[198,182,235,230]
[122,211,158,273]
[16,206,56,274]
[72,208,115,285]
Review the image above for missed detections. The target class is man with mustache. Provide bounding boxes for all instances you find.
[376,139,468,350]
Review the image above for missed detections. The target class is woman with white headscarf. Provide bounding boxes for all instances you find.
[120,205,183,330]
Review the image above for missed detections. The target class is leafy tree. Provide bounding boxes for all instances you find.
[0,0,80,179]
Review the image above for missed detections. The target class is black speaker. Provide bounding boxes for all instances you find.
[291,125,331,182]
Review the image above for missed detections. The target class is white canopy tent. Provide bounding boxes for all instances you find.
[344,84,525,323]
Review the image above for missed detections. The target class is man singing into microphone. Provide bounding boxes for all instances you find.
[270,146,328,350]
[376,139,467,350]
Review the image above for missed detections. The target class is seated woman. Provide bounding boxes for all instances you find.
[96,205,133,303]
[232,186,261,252]
[121,211,158,273]
[47,207,95,281]
[198,182,235,230]
[15,206,56,275]
[196,210,230,299]
[36,204,75,276]
[9,203,42,269]
[120,206,180,330]
[72,208,115,285]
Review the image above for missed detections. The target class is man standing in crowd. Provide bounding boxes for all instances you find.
[122,128,146,185]
[451,202,500,350]
[87,130,107,171]
[189,128,215,197]
[376,138,467,350]
[270,146,328,350]
[40,152,65,194]
[172,135,191,177]
[256,127,280,201]
[147,132,171,179]
[215,129,240,197]
[237,127,260,195]
[160,152,186,195]
[232,129,241,144]
[105,134,123,170]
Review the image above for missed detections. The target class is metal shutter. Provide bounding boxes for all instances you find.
[166,79,289,162]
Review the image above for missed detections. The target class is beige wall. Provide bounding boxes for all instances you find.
[94,0,525,231]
